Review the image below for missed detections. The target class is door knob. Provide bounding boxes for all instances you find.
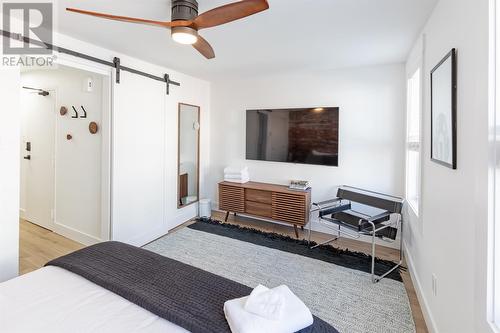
[23,155,31,160]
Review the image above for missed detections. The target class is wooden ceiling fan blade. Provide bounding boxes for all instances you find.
[66,8,191,28]
[193,35,215,59]
[193,0,269,29]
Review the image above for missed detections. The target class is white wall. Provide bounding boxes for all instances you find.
[0,67,20,282]
[167,71,210,232]
[20,67,106,244]
[403,0,490,332]
[208,64,406,229]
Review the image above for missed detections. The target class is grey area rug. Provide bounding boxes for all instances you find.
[144,220,415,333]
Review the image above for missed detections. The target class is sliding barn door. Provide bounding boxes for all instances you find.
[112,71,166,246]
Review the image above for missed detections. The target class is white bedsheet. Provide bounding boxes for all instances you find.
[0,266,189,333]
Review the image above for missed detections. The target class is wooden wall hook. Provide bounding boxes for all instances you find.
[60,106,68,116]
[89,121,98,134]
[66,134,72,140]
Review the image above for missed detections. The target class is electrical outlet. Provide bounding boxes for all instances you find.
[431,274,438,296]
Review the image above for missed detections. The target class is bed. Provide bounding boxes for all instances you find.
[0,266,188,332]
[0,241,336,333]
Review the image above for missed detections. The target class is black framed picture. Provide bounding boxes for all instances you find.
[430,48,457,169]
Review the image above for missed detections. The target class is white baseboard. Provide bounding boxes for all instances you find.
[54,222,102,246]
[19,208,25,220]
[403,241,439,333]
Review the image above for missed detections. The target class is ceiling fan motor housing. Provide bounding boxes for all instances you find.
[171,0,199,21]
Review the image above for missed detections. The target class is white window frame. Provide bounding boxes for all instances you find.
[405,37,424,219]
[405,68,422,216]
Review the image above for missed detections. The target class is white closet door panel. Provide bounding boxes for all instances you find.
[112,71,166,246]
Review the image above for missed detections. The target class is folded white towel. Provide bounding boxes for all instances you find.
[244,284,284,320]
[224,179,250,184]
[224,172,250,179]
[224,165,249,174]
[224,175,250,183]
[224,285,313,333]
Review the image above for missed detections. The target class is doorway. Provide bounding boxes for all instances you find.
[19,64,111,247]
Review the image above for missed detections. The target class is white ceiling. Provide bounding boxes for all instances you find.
[55,0,437,80]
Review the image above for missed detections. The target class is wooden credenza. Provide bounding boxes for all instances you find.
[218,181,311,237]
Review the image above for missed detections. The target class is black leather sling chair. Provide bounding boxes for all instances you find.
[308,185,404,283]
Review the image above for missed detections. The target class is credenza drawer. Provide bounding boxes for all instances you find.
[245,200,272,218]
[245,189,272,204]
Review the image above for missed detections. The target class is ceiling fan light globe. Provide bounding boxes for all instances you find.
[172,32,198,44]
[171,26,198,45]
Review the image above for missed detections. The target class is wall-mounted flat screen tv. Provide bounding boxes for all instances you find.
[246,107,339,166]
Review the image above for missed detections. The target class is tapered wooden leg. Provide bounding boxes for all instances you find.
[300,226,304,230]
[294,225,299,238]
[225,211,230,222]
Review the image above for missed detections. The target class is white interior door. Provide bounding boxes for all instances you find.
[20,89,55,230]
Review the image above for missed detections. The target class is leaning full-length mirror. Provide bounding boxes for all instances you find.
[178,103,200,208]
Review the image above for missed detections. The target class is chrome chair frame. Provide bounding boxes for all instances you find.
[308,189,404,283]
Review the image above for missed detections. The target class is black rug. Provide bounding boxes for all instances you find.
[189,217,403,282]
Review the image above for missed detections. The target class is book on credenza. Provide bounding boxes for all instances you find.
[289,180,310,191]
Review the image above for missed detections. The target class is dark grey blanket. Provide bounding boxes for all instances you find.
[46,241,338,333]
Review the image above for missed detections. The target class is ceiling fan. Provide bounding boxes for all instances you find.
[66,0,269,60]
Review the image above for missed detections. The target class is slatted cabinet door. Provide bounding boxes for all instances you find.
[271,192,307,225]
[219,184,245,213]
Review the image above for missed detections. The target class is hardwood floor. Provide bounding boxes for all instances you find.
[19,219,83,275]
[20,213,428,332]
[209,211,429,333]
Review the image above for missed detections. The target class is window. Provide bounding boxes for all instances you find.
[406,68,421,215]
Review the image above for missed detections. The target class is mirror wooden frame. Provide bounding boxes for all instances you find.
[177,102,200,209]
